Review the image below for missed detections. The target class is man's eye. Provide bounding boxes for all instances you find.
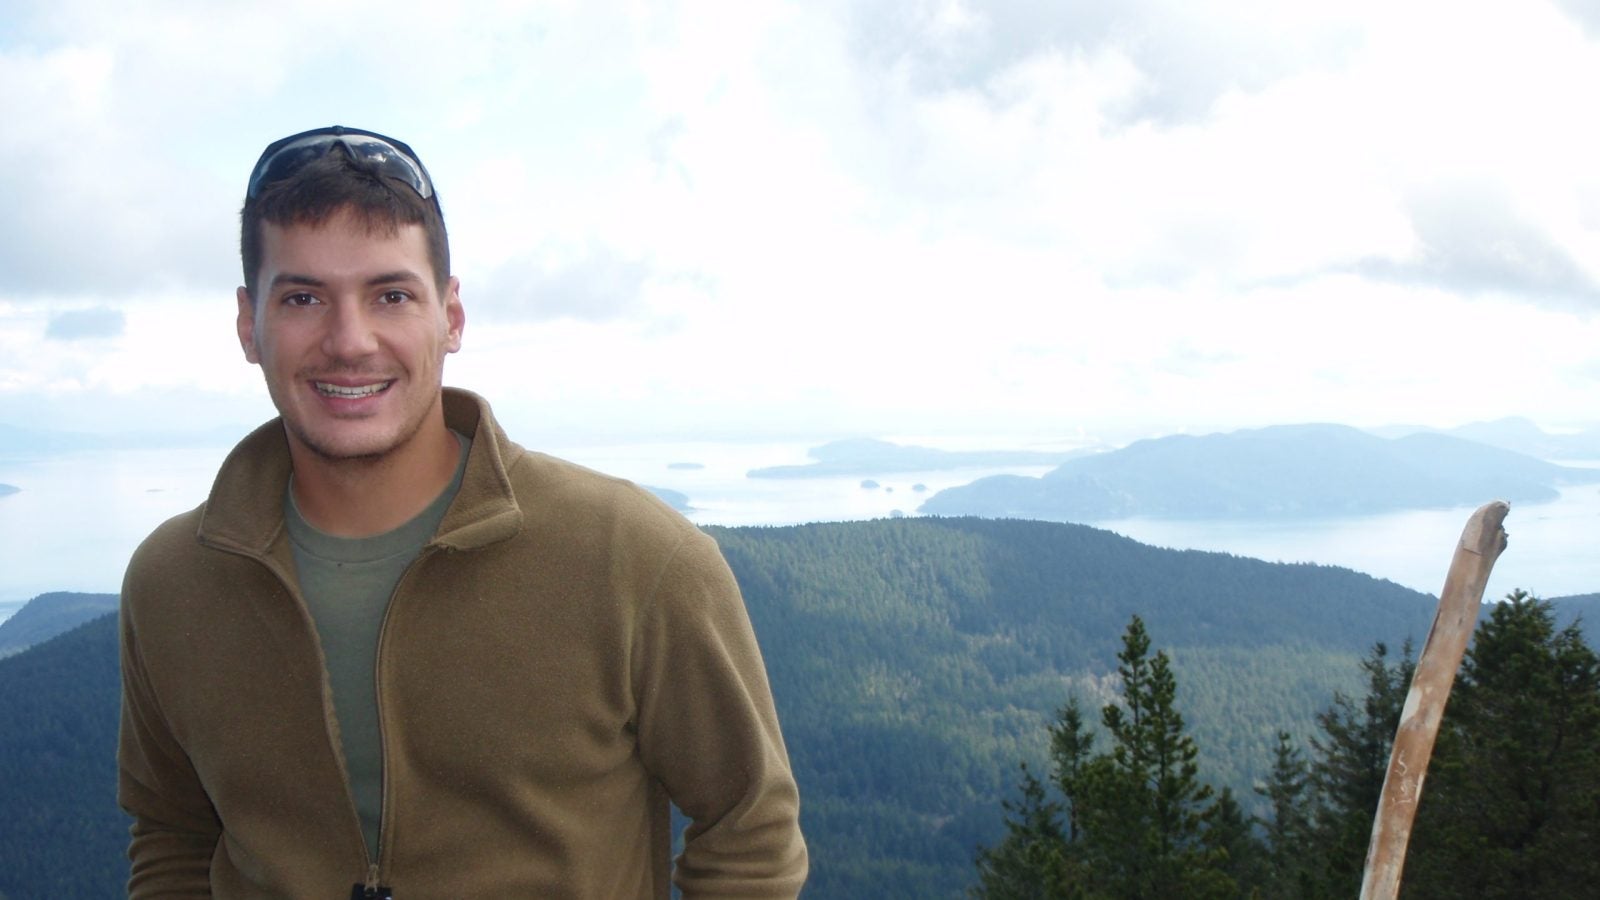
[283,293,318,307]
[379,290,411,305]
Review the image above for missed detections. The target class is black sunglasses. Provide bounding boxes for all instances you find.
[246,125,436,202]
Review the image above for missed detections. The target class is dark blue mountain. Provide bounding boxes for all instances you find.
[921,423,1600,520]
[0,592,119,658]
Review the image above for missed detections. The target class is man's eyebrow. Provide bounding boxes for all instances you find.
[366,270,427,287]
[268,273,326,291]
[265,271,426,291]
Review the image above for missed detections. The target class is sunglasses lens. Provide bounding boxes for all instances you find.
[247,129,434,201]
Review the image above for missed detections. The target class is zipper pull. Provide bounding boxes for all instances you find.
[350,864,393,899]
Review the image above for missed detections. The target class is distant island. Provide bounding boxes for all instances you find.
[0,483,17,497]
[0,591,119,658]
[747,437,1087,479]
[1376,416,1600,461]
[921,423,1600,521]
[644,485,692,513]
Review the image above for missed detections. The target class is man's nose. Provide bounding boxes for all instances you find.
[322,301,380,360]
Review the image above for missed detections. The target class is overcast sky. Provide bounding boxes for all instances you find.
[3,0,1598,448]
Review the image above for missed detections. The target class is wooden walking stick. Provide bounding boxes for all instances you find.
[1358,500,1509,900]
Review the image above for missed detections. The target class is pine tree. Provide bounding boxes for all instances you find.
[975,616,1238,898]
[1083,617,1232,898]
[1205,787,1266,896]
[1307,640,1414,898]
[973,764,1079,899]
[1047,696,1095,846]
[1254,730,1313,900]
[1404,591,1600,899]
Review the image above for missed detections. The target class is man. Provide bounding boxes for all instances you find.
[117,126,807,898]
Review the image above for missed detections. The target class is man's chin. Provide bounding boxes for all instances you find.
[285,423,403,465]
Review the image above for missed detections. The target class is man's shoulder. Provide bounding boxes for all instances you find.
[507,450,698,543]
[122,504,212,594]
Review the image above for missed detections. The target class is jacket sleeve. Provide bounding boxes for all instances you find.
[633,530,808,898]
[118,563,221,898]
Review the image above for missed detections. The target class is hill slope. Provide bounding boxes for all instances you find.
[7,517,1559,898]
[0,613,125,900]
[0,592,120,658]
[709,517,1438,895]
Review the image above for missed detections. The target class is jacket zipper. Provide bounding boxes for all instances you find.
[205,540,388,888]
[368,544,441,888]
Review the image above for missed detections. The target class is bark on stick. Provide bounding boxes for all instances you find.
[1359,500,1509,900]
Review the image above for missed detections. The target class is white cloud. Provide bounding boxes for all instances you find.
[1,0,1598,442]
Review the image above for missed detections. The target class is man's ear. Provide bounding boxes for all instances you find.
[236,286,261,364]
[444,276,464,354]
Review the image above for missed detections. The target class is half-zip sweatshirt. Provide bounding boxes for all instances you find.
[285,430,470,864]
[117,388,808,898]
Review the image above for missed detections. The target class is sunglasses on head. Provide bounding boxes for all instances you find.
[246,125,436,202]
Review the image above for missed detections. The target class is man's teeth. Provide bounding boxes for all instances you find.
[315,381,391,398]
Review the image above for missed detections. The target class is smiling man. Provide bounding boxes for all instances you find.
[116,127,807,898]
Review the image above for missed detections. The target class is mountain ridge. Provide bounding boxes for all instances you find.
[921,423,1600,520]
[3,518,1588,898]
[0,591,119,658]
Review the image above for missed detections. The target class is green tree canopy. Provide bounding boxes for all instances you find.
[975,616,1242,899]
[1404,591,1600,899]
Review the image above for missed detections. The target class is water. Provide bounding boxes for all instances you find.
[0,439,1056,622]
[0,446,228,621]
[2,442,1596,625]
[1089,482,1600,602]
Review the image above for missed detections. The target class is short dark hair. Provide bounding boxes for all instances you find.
[239,148,451,298]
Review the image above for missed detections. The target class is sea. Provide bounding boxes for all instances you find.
[1,441,1596,625]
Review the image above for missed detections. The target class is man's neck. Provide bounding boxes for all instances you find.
[287,417,462,538]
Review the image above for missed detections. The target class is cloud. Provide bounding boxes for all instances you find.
[468,245,655,323]
[0,32,242,300]
[1354,186,1600,310]
[0,0,587,302]
[841,0,1363,126]
[44,307,125,340]
[1553,0,1600,36]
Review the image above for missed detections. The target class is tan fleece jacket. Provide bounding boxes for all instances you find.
[117,389,807,898]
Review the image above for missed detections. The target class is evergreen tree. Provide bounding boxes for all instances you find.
[973,764,1079,899]
[1404,591,1600,899]
[975,616,1238,899]
[1082,617,1232,898]
[1254,731,1313,900]
[1047,696,1095,846]
[1307,640,1414,898]
[1204,787,1266,897]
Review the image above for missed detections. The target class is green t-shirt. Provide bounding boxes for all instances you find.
[285,433,469,863]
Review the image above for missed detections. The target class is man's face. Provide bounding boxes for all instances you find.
[236,208,464,463]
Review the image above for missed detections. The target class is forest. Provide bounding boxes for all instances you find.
[0,516,1592,898]
[974,594,1600,899]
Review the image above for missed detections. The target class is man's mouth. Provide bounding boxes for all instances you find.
[313,380,394,399]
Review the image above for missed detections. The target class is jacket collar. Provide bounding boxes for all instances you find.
[197,387,524,556]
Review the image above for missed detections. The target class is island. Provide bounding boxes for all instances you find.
[921,423,1600,520]
[644,485,693,513]
[0,482,18,498]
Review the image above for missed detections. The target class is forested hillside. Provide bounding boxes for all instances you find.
[0,592,119,658]
[0,613,123,900]
[708,517,1438,895]
[0,517,1512,898]
[974,593,1600,898]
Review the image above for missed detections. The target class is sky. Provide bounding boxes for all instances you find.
[3,0,1599,449]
